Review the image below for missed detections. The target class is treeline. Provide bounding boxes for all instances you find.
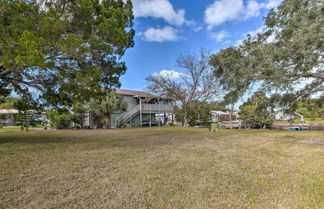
[1,0,323,129]
[47,92,127,129]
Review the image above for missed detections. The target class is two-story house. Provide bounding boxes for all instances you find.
[110,89,174,128]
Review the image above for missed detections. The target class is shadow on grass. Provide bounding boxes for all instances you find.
[0,134,74,144]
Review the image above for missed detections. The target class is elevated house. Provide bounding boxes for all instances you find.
[110,89,174,128]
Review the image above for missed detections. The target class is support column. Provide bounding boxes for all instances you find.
[139,98,142,127]
[149,104,152,127]
[158,99,161,127]
[172,104,174,126]
[164,113,166,125]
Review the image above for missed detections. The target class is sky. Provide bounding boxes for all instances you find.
[120,0,282,90]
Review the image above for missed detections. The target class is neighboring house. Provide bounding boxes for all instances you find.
[110,89,174,128]
[0,109,19,126]
[211,110,241,128]
[210,110,239,123]
[0,109,45,127]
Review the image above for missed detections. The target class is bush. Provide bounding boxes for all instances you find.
[46,109,75,129]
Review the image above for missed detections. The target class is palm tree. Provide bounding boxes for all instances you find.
[90,92,127,128]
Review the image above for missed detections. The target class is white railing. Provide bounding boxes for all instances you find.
[142,104,173,112]
[115,104,140,126]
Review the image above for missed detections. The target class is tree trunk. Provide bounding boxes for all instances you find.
[229,112,232,129]
[183,108,188,127]
[106,113,111,129]
[229,105,233,129]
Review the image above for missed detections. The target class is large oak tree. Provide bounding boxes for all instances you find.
[210,0,323,105]
[0,0,135,106]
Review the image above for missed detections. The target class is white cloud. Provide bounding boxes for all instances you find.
[235,39,244,46]
[265,0,282,9]
[132,0,186,26]
[211,30,230,42]
[235,25,264,46]
[235,24,278,46]
[153,69,186,79]
[141,26,179,42]
[245,0,264,19]
[193,25,203,32]
[204,0,244,30]
[247,25,264,36]
[204,0,281,30]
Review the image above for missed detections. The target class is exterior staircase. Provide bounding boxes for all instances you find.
[114,104,140,127]
[113,103,173,128]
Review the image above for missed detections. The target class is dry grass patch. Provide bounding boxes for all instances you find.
[0,127,323,209]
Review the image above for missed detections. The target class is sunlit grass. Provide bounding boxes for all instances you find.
[0,127,323,208]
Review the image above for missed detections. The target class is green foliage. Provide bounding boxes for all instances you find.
[210,0,323,105]
[210,47,251,107]
[46,109,75,129]
[72,102,89,128]
[239,104,273,128]
[187,102,216,127]
[0,97,19,109]
[296,98,324,120]
[13,97,38,131]
[89,92,127,128]
[175,101,226,127]
[0,0,135,106]
[239,91,273,128]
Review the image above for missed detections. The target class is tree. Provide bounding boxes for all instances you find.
[13,97,37,131]
[72,101,89,128]
[187,101,217,127]
[210,0,323,104]
[239,91,273,129]
[256,0,324,96]
[46,108,75,129]
[296,98,324,120]
[89,92,127,128]
[0,0,135,106]
[0,97,18,109]
[209,47,252,128]
[146,49,220,126]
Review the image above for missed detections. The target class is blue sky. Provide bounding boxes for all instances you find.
[120,0,282,90]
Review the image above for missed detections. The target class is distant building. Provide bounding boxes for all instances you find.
[211,110,238,123]
[110,89,174,128]
[211,110,241,128]
[0,109,19,126]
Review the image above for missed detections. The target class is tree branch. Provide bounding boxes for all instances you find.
[302,72,324,80]
[0,70,10,78]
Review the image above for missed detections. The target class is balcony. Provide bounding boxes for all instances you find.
[141,104,173,113]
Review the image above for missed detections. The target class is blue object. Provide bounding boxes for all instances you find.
[288,127,309,131]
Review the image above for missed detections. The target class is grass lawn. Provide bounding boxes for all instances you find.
[0,126,43,132]
[0,127,323,209]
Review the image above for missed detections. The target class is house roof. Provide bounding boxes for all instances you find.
[115,89,154,98]
[211,110,229,115]
[0,109,19,114]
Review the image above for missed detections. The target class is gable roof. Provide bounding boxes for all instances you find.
[115,89,154,98]
[0,109,19,114]
[211,110,228,115]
